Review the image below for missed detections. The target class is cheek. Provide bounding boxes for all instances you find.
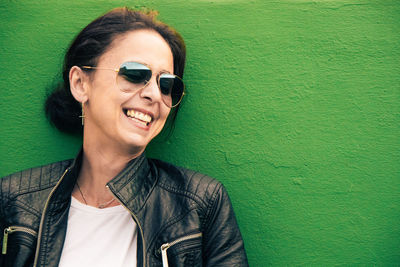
[154,108,171,135]
[87,89,122,121]
[92,77,122,101]
[161,107,171,123]
[89,73,118,97]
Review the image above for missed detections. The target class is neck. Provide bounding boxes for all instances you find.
[73,134,143,208]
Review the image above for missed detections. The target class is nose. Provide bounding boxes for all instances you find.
[139,76,162,104]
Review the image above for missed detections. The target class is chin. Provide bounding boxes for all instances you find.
[120,133,153,153]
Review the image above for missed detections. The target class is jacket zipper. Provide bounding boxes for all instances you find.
[2,226,38,255]
[33,167,70,267]
[106,185,147,267]
[160,232,202,267]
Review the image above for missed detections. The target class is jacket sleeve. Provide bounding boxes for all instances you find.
[202,183,249,266]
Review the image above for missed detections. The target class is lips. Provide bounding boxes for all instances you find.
[123,108,153,126]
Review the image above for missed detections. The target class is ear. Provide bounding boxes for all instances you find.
[69,66,90,103]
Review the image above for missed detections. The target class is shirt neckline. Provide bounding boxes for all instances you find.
[71,196,126,214]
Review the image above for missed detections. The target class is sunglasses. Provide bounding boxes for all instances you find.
[81,61,185,108]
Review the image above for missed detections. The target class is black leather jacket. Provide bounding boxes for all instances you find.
[0,151,248,267]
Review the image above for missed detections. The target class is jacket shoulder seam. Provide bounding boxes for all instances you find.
[2,160,72,197]
[8,183,57,199]
[4,198,41,218]
[157,181,208,209]
[202,182,223,232]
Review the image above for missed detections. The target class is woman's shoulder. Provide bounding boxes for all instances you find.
[1,159,73,198]
[148,158,226,203]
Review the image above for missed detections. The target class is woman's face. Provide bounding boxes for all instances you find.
[83,29,173,155]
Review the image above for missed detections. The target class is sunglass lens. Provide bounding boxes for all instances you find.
[159,75,174,95]
[119,62,151,84]
[159,74,184,107]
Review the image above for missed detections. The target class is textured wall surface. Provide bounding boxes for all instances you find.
[0,0,399,266]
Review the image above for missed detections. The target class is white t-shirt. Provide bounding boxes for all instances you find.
[59,197,137,267]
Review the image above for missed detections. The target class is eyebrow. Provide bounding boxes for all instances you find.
[161,69,173,74]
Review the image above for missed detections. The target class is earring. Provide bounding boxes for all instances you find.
[79,102,85,126]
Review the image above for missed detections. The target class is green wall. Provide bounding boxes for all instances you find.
[0,0,399,265]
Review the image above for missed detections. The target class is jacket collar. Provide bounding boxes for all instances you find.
[106,151,155,214]
[52,148,154,214]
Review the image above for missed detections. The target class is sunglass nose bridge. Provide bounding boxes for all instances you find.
[138,76,165,101]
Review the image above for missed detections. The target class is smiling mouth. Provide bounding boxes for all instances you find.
[123,108,153,126]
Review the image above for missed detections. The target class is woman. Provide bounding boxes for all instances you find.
[0,7,248,267]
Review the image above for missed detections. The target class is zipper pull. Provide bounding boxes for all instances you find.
[2,227,11,255]
[161,243,170,267]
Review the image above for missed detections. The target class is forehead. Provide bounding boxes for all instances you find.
[99,29,174,73]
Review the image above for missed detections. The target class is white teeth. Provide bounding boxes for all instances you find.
[129,117,148,126]
[126,109,152,125]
